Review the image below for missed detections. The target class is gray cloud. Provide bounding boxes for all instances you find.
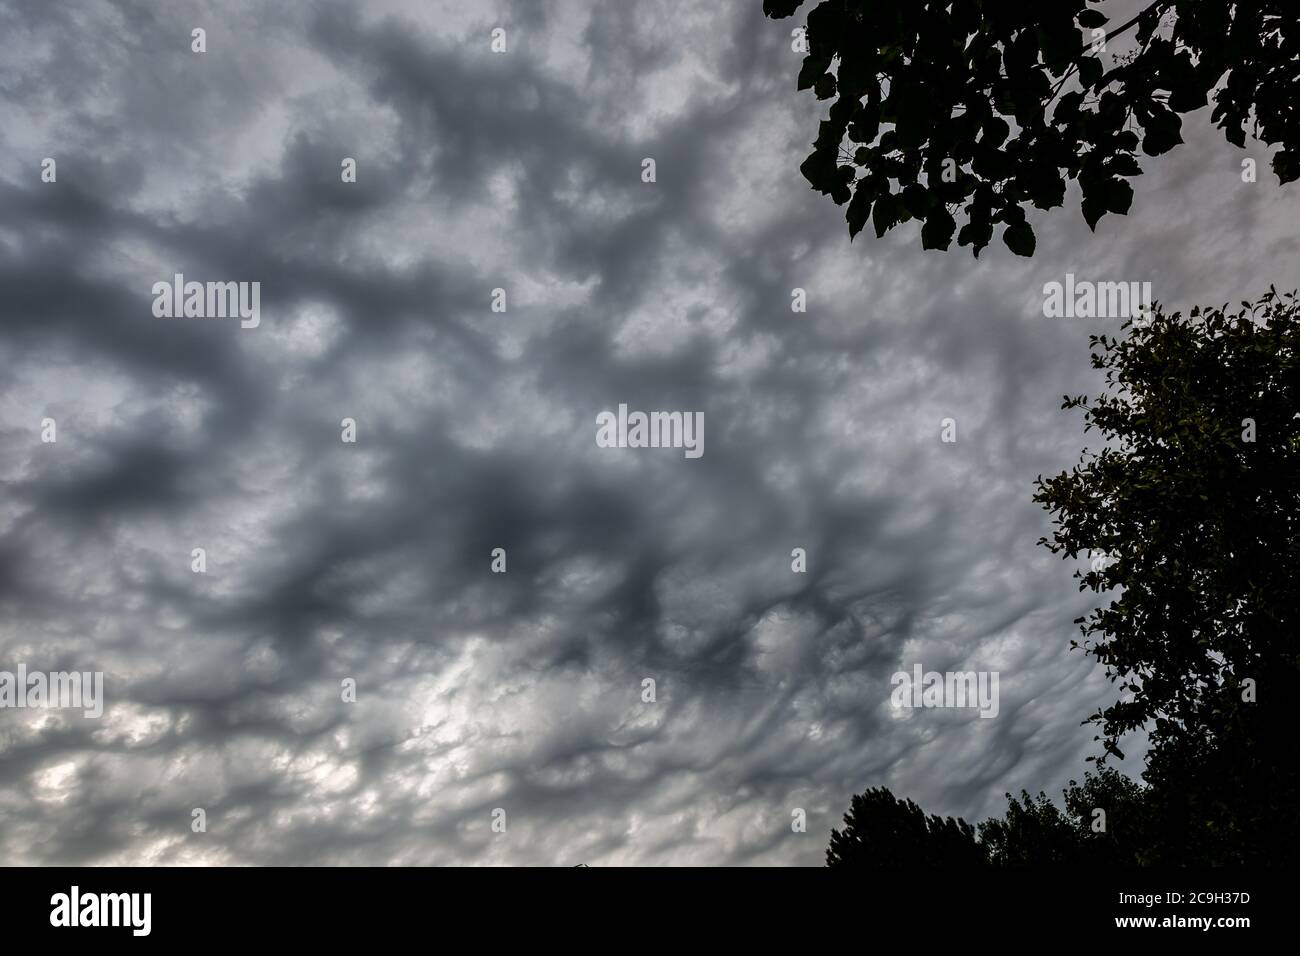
[0,0,1294,865]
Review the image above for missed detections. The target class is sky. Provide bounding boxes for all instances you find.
[0,0,1295,866]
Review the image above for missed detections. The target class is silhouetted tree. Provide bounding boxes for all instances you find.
[830,295,1300,866]
[1061,766,1150,864]
[979,767,1150,864]
[829,768,1151,865]
[1035,290,1300,864]
[978,790,1082,865]
[765,0,1299,255]
[826,787,985,865]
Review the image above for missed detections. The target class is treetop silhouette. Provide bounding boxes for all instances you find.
[766,0,1300,256]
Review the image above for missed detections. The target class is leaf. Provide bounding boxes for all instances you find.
[1081,193,1107,231]
[1003,221,1036,257]
[1078,55,1103,90]
[848,102,881,144]
[1140,104,1183,156]
[1106,153,1142,177]
[1272,150,1300,185]
[830,174,852,205]
[799,148,837,193]
[1103,177,1134,215]
[1055,90,1084,124]
[957,217,993,253]
[981,116,1011,149]
[1142,126,1182,156]
[762,0,806,20]
[836,55,872,98]
[797,55,831,92]
[921,205,957,250]
[1078,9,1109,29]
[872,192,899,238]
[902,182,932,218]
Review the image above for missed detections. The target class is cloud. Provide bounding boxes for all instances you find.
[0,0,1293,865]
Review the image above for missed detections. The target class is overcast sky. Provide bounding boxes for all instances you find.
[0,0,1295,866]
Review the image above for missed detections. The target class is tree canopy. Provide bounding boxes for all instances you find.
[829,291,1300,865]
[827,768,1149,865]
[826,786,985,865]
[1033,290,1300,862]
[765,0,1300,256]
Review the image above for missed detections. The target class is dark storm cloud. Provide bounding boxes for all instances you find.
[0,0,1294,865]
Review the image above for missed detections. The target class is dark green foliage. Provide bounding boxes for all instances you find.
[766,1,1300,256]
[828,768,1149,865]
[1034,291,1300,864]
[830,293,1300,866]
[1034,293,1300,768]
[978,790,1084,865]
[978,768,1150,864]
[1061,765,1151,864]
[826,787,985,865]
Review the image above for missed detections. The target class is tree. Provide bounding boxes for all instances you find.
[828,768,1149,865]
[1034,290,1300,863]
[826,787,985,865]
[975,789,1081,865]
[765,0,1300,256]
[830,295,1300,866]
[978,767,1150,864]
[1060,765,1150,864]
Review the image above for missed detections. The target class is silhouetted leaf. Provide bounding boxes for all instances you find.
[1078,9,1109,29]
[782,0,1300,255]
[1003,221,1036,257]
[763,0,806,19]
[921,205,956,250]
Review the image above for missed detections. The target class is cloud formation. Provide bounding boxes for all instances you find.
[0,0,1294,865]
